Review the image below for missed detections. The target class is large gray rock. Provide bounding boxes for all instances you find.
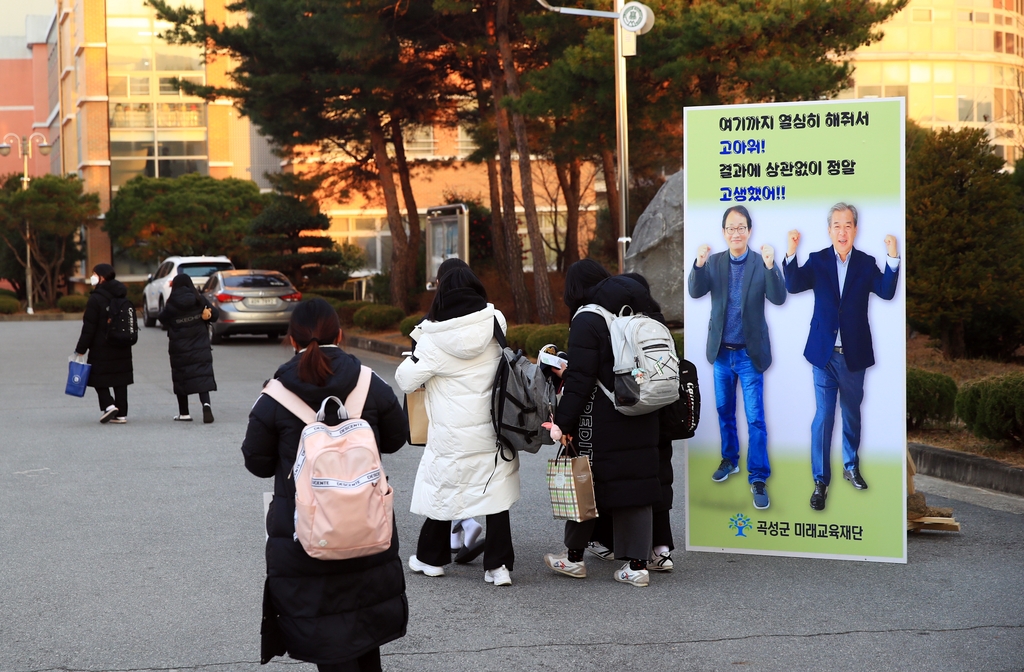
[624,170,684,323]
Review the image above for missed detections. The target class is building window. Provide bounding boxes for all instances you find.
[403,126,435,158]
[858,86,882,98]
[912,8,933,21]
[457,125,477,157]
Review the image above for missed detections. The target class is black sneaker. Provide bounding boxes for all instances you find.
[712,459,739,482]
[202,403,215,424]
[100,405,118,424]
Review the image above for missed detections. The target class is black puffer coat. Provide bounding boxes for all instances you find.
[158,286,219,395]
[74,280,134,388]
[241,347,409,665]
[554,276,660,509]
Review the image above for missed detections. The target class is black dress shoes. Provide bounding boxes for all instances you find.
[810,481,828,511]
[843,466,868,490]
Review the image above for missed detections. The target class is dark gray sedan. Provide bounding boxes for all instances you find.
[201,270,301,343]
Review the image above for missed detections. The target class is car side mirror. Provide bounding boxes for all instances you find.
[146,274,153,283]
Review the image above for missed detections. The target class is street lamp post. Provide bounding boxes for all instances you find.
[534,0,655,273]
[0,133,53,314]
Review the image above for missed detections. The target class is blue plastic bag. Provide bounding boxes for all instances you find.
[66,355,91,397]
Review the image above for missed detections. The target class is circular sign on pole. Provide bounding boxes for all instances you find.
[620,2,655,35]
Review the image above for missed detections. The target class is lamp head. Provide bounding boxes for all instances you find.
[0,144,11,157]
[39,143,52,156]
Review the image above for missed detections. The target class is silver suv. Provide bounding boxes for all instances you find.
[142,255,234,327]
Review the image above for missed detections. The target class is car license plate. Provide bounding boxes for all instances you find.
[247,298,277,306]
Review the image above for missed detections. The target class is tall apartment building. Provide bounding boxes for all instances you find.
[844,0,1024,162]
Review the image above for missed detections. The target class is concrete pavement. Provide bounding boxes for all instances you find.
[1,321,1022,672]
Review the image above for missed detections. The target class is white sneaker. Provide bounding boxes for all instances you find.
[614,562,650,587]
[484,565,512,586]
[544,552,587,578]
[408,555,444,577]
[100,405,118,424]
[173,414,193,422]
[450,528,464,552]
[586,541,615,561]
[109,417,127,425]
[648,551,674,572]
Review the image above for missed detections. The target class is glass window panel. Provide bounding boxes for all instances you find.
[935,26,956,49]
[935,95,956,121]
[959,96,976,120]
[109,76,128,96]
[858,86,882,98]
[996,30,1004,49]
[106,0,152,16]
[957,62,974,83]
[978,98,993,121]
[380,233,392,273]
[884,85,909,98]
[977,11,991,21]
[910,63,932,83]
[910,25,933,49]
[109,102,153,128]
[159,77,180,94]
[977,64,992,83]
[156,158,207,178]
[935,63,955,83]
[107,45,152,72]
[887,25,909,49]
[157,103,206,127]
[353,217,376,231]
[106,25,152,45]
[347,235,378,270]
[936,9,953,20]
[130,76,150,95]
[883,62,909,83]
[909,84,934,118]
[224,274,291,288]
[154,44,203,71]
[110,138,156,158]
[913,8,933,20]
[156,139,207,156]
[958,26,975,48]
[958,10,973,20]
[111,158,154,187]
[855,62,882,84]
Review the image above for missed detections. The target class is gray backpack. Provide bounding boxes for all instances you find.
[490,319,557,459]
[574,303,680,416]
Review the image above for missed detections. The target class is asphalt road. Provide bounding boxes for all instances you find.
[1,321,1022,672]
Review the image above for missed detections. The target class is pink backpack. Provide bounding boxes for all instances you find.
[262,366,393,560]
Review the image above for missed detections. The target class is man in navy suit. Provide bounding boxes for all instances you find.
[783,203,900,511]
[688,205,786,510]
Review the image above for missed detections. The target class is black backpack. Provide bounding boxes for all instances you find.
[659,358,701,441]
[490,319,557,460]
[106,296,139,347]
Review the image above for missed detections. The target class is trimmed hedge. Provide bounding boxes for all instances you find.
[300,293,325,302]
[400,313,425,338]
[505,324,542,352]
[955,373,1024,445]
[308,287,357,302]
[0,296,20,314]
[525,324,570,357]
[338,300,373,327]
[57,295,90,313]
[354,304,405,332]
[124,281,145,308]
[0,288,17,300]
[906,368,957,429]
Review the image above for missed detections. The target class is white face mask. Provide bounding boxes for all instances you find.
[89,274,99,287]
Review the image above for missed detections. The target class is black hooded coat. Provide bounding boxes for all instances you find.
[75,279,134,388]
[554,275,660,509]
[241,347,409,665]
[158,280,219,395]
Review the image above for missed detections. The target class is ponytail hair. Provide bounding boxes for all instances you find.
[288,299,341,386]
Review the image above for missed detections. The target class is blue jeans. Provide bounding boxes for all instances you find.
[811,350,866,485]
[713,348,770,484]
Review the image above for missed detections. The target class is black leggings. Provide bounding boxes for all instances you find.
[176,391,210,415]
[96,386,128,417]
[317,647,382,672]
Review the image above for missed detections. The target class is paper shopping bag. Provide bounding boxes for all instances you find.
[405,388,428,446]
[66,355,91,397]
[547,446,598,522]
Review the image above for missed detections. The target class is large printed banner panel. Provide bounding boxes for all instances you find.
[683,99,907,563]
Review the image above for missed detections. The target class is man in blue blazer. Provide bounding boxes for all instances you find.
[688,205,786,510]
[783,203,900,511]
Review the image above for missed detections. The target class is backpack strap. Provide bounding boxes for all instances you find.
[343,366,373,419]
[262,379,317,425]
[493,317,508,350]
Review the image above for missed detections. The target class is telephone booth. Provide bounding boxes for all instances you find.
[424,203,470,290]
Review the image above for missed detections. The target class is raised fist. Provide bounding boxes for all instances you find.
[696,244,712,267]
[787,230,801,258]
[884,234,898,258]
[761,244,775,269]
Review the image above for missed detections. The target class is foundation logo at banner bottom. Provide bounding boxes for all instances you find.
[729,514,751,537]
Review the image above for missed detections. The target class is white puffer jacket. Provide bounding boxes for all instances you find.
[395,304,520,520]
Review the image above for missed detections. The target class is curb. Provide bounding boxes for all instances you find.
[909,442,1024,497]
[342,333,408,358]
[0,312,82,321]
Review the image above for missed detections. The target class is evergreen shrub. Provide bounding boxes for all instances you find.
[353,304,404,332]
[57,295,89,313]
[338,300,373,327]
[525,324,570,357]
[0,296,19,314]
[0,288,17,299]
[505,324,542,352]
[400,313,425,338]
[906,368,957,429]
[955,373,1024,446]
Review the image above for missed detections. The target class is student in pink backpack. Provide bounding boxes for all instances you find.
[241,298,408,671]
